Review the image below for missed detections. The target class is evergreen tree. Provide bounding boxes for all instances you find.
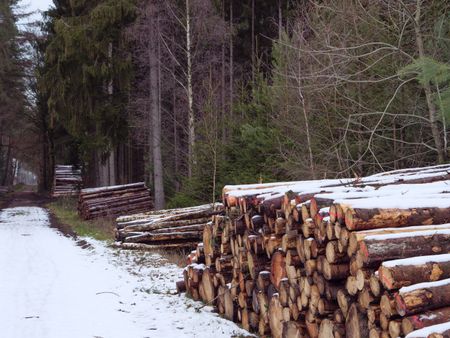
[40,0,136,184]
[0,0,27,184]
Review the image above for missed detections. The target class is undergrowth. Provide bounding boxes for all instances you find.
[47,197,115,241]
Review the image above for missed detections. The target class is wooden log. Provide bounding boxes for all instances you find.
[176,280,186,293]
[223,285,235,321]
[337,289,352,317]
[346,303,369,338]
[269,293,284,338]
[370,274,382,298]
[257,271,271,292]
[282,321,304,338]
[325,282,342,301]
[404,322,450,338]
[326,241,348,264]
[381,293,398,318]
[282,231,298,252]
[348,224,450,257]
[378,254,450,290]
[344,200,450,231]
[302,218,316,238]
[319,319,345,338]
[271,251,287,290]
[322,260,350,281]
[358,229,450,266]
[200,267,216,304]
[112,241,198,250]
[123,231,202,243]
[395,278,450,316]
[402,307,450,336]
[388,319,403,338]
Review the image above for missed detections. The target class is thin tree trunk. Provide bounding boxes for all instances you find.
[172,33,180,192]
[186,0,195,178]
[221,0,226,142]
[151,15,165,210]
[297,48,315,179]
[414,0,446,163]
[251,0,255,84]
[107,42,116,186]
[2,139,12,186]
[278,0,282,39]
[229,0,233,117]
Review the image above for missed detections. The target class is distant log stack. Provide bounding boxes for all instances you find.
[176,164,450,338]
[78,182,152,220]
[52,164,82,197]
[0,186,11,195]
[115,203,224,249]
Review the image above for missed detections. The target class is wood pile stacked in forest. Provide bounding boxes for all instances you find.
[52,165,82,197]
[177,164,450,338]
[78,182,152,220]
[115,203,224,249]
[0,186,11,194]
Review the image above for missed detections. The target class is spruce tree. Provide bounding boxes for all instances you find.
[40,0,136,182]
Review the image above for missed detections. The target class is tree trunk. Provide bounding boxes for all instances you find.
[229,0,233,116]
[251,0,255,84]
[186,0,195,178]
[150,15,165,209]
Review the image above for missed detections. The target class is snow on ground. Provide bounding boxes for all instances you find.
[0,206,251,338]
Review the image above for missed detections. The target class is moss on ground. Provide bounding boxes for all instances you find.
[47,197,116,241]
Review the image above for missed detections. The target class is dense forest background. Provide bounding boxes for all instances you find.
[1,0,450,208]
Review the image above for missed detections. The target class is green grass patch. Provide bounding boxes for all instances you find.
[47,197,115,241]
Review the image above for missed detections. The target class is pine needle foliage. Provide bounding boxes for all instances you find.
[40,0,136,161]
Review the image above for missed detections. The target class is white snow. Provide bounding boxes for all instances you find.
[315,180,450,202]
[364,228,450,241]
[81,182,146,194]
[335,195,450,209]
[399,278,450,294]
[419,313,437,321]
[405,321,450,337]
[0,207,251,338]
[382,254,450,268]
[223,163,450,202]
[355,223,450,235]
[318,207,330,214]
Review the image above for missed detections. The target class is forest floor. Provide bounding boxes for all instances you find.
[0,191,252,338]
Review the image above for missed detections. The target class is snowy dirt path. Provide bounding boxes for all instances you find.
[0,206,250,338]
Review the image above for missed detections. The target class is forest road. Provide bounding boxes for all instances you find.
[0,193,250,338]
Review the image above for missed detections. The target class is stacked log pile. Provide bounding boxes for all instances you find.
[115,203,224,249]
[178,164,450,338]
[52,165,82,197]
[0,186,11,194]
[78,182,152,220]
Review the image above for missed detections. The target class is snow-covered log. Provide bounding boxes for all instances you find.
[78,182,152,220]
[395,279,450,316]
[357,229,450,266]
[379,254,450,290]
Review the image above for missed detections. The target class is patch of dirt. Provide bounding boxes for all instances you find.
[3,191,50,208]
[2,191,82,242]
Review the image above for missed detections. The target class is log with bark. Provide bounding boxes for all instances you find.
[116,203,224,249]
[78,182,152,220]
[174,164,450,338]
[52,164,82,197]
[395,279,450,316]
[378,254,450,290]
